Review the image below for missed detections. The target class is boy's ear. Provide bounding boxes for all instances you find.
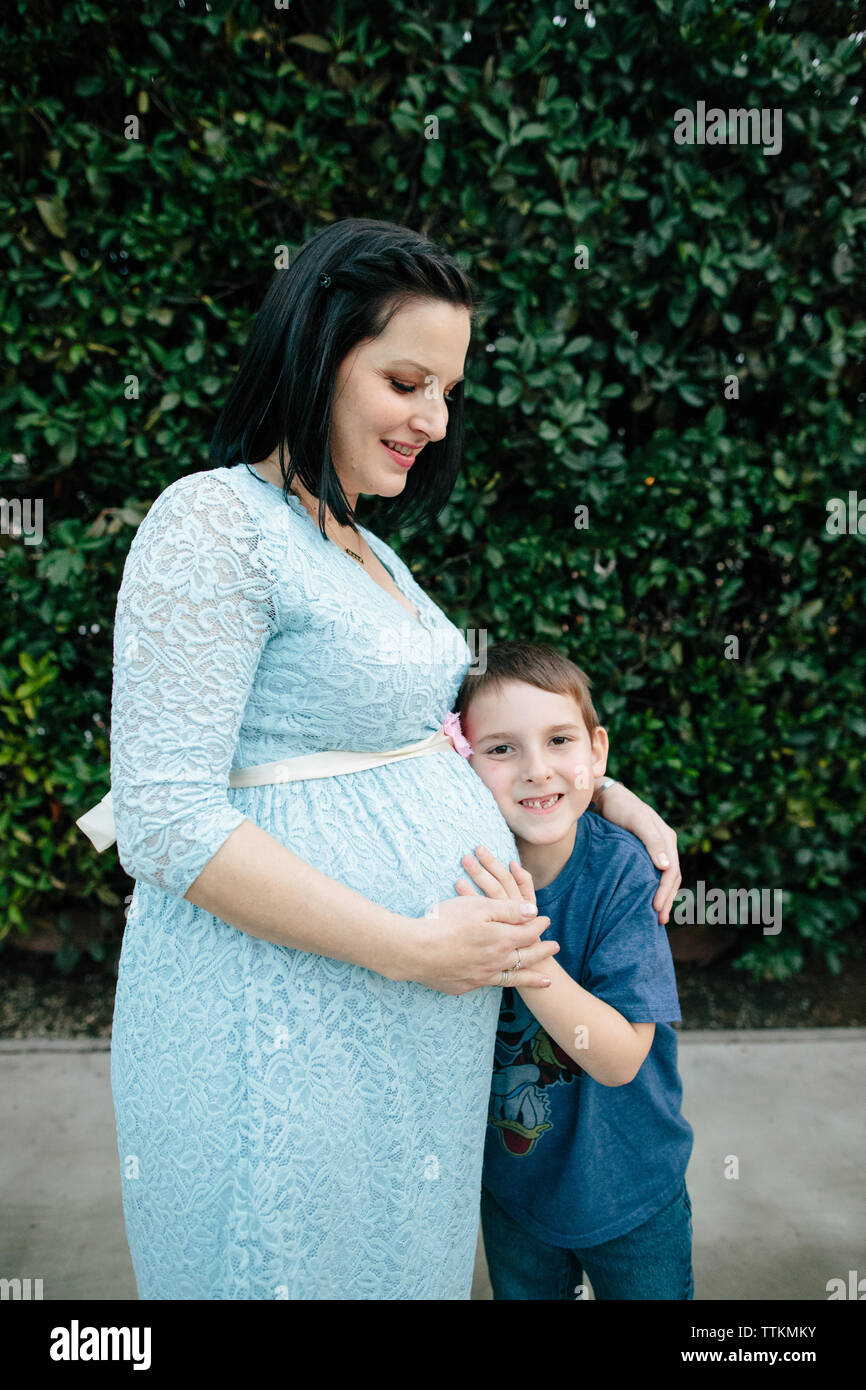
[591,724,609,777]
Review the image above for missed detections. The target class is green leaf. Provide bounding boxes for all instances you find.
[35,197,67,239]
[497,378,521,408]
[475,109,507,142]
[668,295,692,328]
[678,383,703,406]
[289,34,333,53]
[149,32,172,61]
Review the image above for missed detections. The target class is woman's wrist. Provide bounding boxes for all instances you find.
[370,909,422,982]
[592,775,618,810]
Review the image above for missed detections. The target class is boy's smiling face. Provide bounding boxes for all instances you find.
[462,679,609,888]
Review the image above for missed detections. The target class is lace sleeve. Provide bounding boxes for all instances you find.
[109,472,280,898]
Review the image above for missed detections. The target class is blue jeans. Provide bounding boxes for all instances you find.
[480,1179,694,1300]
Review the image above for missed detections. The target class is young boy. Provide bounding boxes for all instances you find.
[453,641,694,1300]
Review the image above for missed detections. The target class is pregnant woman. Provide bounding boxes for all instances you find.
[104,218,680,1299]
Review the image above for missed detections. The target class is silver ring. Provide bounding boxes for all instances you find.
[513,949,523,972]
[501,969,511,986]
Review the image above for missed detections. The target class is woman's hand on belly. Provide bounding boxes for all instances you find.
[394,891,559,997]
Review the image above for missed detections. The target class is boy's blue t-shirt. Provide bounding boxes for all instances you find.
[482,810,694,1249]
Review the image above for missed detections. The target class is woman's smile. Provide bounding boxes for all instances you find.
[381,439,419,468]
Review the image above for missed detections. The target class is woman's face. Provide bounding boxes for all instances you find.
[330,297,471,505]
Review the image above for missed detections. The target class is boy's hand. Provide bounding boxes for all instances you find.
[456,848,560,972]
[456,845,539,914]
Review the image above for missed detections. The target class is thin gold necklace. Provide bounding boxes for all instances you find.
[290,489,365,566]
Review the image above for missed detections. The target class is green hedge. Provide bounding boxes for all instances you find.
[1,0,864,979]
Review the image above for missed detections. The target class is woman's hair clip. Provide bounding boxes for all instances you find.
[443,710,474,759]
[318,272,332,289]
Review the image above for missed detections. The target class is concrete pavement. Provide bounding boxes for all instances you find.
[1,1030,863,1301]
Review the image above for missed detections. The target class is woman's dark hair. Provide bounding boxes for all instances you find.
[209,218,477,538]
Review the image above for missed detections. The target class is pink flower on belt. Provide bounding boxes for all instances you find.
[443,710,474,758]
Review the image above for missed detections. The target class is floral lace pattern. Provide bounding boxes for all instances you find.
[109,464,520,1298]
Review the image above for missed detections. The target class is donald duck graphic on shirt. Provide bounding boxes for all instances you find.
[488,988,584,1156]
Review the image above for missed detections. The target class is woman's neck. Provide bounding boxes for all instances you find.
[253,455,359,537]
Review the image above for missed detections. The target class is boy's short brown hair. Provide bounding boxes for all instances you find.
[454,641,600,737]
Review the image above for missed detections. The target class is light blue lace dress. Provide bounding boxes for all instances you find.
[109,461,520,1299]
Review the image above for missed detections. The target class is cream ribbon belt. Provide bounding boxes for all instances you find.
[76,728,456,854]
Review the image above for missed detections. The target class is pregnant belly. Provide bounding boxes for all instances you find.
[228,748,519,921]
[115,751,508,1174]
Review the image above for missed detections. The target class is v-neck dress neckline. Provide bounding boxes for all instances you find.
[245,463,429,632]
